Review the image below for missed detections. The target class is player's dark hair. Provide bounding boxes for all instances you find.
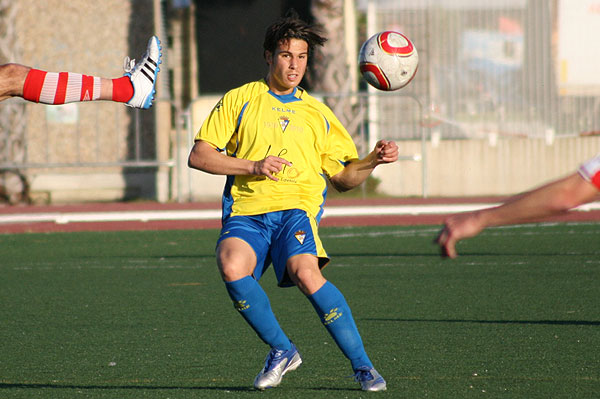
[263,8,327,59]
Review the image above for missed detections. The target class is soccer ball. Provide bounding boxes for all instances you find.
[358,31,419,91]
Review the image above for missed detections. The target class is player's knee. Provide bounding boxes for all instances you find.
[288,265,325,295]
[217,239,256,281]
[218,260,253,282]
[218,257,251,282]
[217,243,255,282]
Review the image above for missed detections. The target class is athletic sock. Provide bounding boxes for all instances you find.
[111,76,134,103]
[225,276,292,350]
[23,69,102,104]
[308,281,373,371]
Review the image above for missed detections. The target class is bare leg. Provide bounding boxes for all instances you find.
[0,63,115,103]
[0,63,29,101]
[0,36,160,108]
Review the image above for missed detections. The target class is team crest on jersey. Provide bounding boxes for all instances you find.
[279,116,290,133]
[294,230,306,244]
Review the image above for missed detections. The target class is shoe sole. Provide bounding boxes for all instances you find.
[364,384,387,392]
[142,37,163,109]
[126,36,163,109]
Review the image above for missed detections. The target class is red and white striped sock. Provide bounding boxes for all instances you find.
[23,69,102,104]
[22,69,134,104]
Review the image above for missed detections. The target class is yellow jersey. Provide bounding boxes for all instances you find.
[195,80,358,221]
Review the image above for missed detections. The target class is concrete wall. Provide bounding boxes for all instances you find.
[375,136,600,198]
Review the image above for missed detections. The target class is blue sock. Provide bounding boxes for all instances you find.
[225,276,291,350]
[308,281,373,371]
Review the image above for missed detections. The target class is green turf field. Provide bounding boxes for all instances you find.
[1,223,599,398]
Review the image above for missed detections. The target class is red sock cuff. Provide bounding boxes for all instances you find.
[112,76,134,103]
[23,69,47,102]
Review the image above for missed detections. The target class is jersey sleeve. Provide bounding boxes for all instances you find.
[194,86,248,151]
[319,106,359,178]
[577,154,600,189]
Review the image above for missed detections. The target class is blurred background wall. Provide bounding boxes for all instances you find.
[1,0,599,204]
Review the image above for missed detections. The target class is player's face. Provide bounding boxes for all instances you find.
[266,38,308,95]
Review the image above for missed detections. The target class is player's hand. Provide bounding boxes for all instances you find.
[435,211,485,258]
[253,156,292,181]
[374,140,399,164]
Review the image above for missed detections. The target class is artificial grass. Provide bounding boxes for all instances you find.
[0,223,598,398]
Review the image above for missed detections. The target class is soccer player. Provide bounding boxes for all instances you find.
[436,154,600,258]
[188,10,397,392]
[0,36,162,109]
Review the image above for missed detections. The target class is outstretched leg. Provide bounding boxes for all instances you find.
[0,36,161,109]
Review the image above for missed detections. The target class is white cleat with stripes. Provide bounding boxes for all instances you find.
[124,35,162,109]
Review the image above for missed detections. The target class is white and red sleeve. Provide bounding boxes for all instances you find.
[578,154,600,189]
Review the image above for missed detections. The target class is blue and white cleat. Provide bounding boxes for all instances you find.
[124,35,162,109]
[253,343,302,390]
[353,366,387,391]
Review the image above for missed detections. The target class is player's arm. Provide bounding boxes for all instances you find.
[188,140,292,181]
[329,140,398,192]
[476,172,598,225]
[437,172,600,258]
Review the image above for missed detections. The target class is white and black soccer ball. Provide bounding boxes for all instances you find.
[358,31,419,91]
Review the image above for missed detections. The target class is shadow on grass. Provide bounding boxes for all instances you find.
[0,382,358,393]
[0,382,253,392]
[365,318,600,326]
[76,254,216,261]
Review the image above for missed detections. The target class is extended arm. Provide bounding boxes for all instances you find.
[329,140,398,192]
[436,172,600,258]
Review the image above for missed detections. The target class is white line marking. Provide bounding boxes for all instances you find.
[0,202,599,225]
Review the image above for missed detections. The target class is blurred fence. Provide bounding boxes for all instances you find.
[181,0,600,201]
[360,0,600,141]
[4,0,600,203]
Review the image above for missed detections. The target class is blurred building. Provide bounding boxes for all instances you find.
[0,0,158,203]
[1,0,600,204]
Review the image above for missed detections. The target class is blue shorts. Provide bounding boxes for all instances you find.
[217,209,330,287]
